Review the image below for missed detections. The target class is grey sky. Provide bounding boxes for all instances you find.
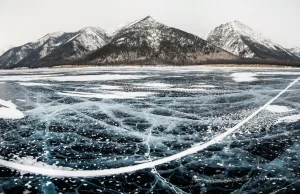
[0,0,299,49]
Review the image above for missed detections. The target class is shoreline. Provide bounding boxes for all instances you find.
[0,64,299,71]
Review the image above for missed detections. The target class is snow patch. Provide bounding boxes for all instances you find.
[99,85,122,90]
[276,114,300,124]
[46,181,52,186]
[135,82,173,89]
[231,72,258,82]
[50,74,148,82]
[58,91,155,99]
[266,105,294,113]
[0,74,148,82]
[165,88,207,92]
[17,82,55,86]
[191,85,217,88]
[258,72,300,75]
[0,99,24,119]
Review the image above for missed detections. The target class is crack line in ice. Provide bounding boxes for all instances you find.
[0,77,299,177]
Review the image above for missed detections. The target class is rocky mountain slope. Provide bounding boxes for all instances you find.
[288,47,300,58]
[206,21,299,61]
[0,27,110,68]
[38,27,110,67]
[84,16,237,65]
[0,32,75,68]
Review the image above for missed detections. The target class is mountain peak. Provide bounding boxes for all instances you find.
[80,26,106,34]
[37,31,65,43]
[111,16,158,36]
[231,20,244,25]
[141,15,154,22]
[228,20,253,32]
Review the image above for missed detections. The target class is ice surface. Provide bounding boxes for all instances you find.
[0,67,300,193]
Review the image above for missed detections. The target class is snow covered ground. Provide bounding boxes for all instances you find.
[0,67,300,193]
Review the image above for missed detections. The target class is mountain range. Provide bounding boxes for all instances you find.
[83,16,236,66]
[0,16,299,69]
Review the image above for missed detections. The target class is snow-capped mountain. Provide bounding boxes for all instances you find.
[288,47,300,58]
[84,16,237,65]
[0,27,110,68]
[206,21,299,61]
[0,32,76,68]
[39,27,110,67]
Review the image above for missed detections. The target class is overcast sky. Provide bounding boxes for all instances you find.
[0,0,299,49]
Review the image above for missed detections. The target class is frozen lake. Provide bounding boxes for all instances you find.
[0,67,300,193]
